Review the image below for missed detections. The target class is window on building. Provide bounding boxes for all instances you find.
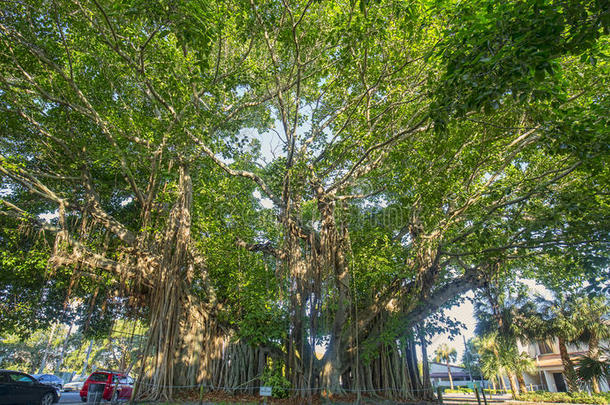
[538,340,554,354]
[553,373,567,392]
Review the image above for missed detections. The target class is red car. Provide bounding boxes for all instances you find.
[79,371,133,402]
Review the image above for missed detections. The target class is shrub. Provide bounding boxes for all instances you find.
[483,389,512,395]
[261,369,291,399]
[444,387,475,394]
[516,391,610,404]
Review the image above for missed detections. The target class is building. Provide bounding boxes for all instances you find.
[518,338,610,393]
[429,362,485,388]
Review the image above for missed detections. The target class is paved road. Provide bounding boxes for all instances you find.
[59,391,82,403]
[59,391,130,404]
[443,393,511,404]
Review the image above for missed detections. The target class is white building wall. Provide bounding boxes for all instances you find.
[517,338,610,393]
[543,371,558,392]
[434,380,474,388]
[429,363,468,374]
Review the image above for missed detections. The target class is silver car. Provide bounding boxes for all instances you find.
[62,376,86,392]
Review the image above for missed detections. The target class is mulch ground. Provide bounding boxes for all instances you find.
[170,388,437,404]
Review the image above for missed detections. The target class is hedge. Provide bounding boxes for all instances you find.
[516,391,610,404]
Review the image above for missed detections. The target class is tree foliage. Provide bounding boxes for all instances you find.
[0,0,608,400]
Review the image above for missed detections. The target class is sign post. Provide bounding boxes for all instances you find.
[260,386,272,404]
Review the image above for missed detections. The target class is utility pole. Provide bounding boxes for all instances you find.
[463,335,473,382]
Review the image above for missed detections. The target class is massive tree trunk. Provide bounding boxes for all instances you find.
[133,164,268,400]
[419,327,434,400]
[129,164,247,400]
[318,195,351,396]
[134,164,194,400]
[285,221,312,396]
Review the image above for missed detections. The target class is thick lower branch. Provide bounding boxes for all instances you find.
[235,237,280,257]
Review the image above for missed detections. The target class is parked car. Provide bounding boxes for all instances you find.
[79,371,133,402]
[0,370,59,405]
[62,376,86,392]
[31,374,62,397]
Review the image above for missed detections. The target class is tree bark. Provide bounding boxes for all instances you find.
[588,334,601,393]
[285,224,308,394]
[317,195,351,396]
[446,360,454,389]
[517,373,528,393]
[558,337,579,392]
[499,373,507,391]
[419,326,433,399]
[507,372,519,398]
[405,337,423,399]
[133,164,199,401]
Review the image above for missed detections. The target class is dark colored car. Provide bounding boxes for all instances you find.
[79,371,133,402]
[30,375,62,397]
[0,370,59,405]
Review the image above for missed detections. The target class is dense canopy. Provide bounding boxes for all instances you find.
[0,0,608,400]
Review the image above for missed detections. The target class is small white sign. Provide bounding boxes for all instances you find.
[260,386,272,397]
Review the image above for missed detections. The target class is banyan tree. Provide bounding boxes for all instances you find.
[1,0,608,401]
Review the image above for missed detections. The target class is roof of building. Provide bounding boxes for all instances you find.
[429,361,466,369]
[430,371,471,378]
[536,352,586,368]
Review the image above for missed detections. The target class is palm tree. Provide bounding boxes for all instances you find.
[462,338,482,380]
[510,351,537,393]
[434,344,458,389]
[475,333,521,397]
[474,282,536,396]
[576,353,610,391]
[474,281,533,342]
[475,334,507,391]
[571,296,610,393]
[521,295,581,392]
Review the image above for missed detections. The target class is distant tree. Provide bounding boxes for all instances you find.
[475,332,527,397]
[475,333,507,391]
[462,339,482,380]
[510,352,537,394]
[434,344,458,390]
[0,326,65,373]
[0,220,72,338]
